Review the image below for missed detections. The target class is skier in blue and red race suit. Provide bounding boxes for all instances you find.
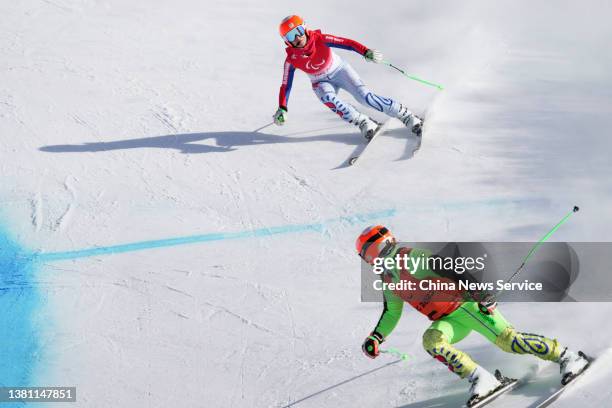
[273,15,423,140]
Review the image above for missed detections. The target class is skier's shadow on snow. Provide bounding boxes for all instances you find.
[39,127,421,168]
[39,130,361,155]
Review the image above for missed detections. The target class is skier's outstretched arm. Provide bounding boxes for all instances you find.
[274,60,295,125]
[362,289,403,359]
[322,33,383,63]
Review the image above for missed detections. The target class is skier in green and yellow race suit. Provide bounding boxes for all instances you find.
[355,225,590,405]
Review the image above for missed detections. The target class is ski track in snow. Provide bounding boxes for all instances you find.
[54,175,77,232]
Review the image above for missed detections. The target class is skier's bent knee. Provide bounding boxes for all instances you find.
[422,328,446,351]
[422,329,477,378]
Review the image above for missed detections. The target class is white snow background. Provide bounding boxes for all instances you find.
[1,0,612,406]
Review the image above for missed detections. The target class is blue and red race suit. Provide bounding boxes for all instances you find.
[278,30,369,110]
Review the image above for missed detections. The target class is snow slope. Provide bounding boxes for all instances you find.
[1,0,612,407]
[554,348,612,407]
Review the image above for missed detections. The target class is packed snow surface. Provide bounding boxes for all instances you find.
[2,0,612,406]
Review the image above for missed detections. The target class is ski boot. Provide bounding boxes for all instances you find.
[559,349,591,385]
[396,104,423,137]
[466,366,502,407]
[352,113,379,140]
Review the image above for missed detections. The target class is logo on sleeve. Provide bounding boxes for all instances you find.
[325,35,344,43]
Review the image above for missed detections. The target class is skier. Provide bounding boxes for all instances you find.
[273,15,422,139]
[356,225,591,406]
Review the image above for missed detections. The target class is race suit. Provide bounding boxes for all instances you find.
[278,30,410,123]
[372,246,563,378]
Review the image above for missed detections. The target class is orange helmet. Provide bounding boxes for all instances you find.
[279,15,306,43]
[356,225,396,264]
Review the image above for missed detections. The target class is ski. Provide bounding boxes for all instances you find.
[347,120,392,166]
[390,112,427,161]
[533,352,593,408]
[465,370,520,408]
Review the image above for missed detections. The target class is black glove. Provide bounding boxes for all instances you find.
[364,49,383,63]
[362,332,384,359]
[478,294,497,315]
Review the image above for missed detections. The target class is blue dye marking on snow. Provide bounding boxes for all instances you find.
[33,197,546,263]
[36,208,398,262]
[0,226,40,388]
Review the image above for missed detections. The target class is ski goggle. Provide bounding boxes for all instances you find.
[360,240,395,264]
[358,228,395,263]
[284,25,306,42]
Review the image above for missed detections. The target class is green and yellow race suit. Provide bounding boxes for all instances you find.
[371,246,563,378]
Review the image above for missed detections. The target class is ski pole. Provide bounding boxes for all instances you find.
[382,60,444,90]
[497,206,580,294]
[381,347,410,362]
[253,122,274,133]
[280,359,402,407]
